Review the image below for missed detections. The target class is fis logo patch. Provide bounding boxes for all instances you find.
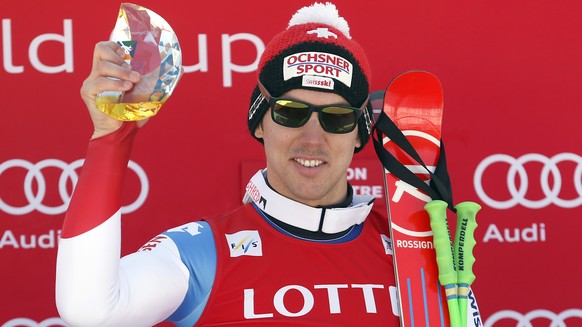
[226,230,262,257]
[381,234,393,255]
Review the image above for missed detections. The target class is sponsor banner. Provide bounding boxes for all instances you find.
[283,51,353,87]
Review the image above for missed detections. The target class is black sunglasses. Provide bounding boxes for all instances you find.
[258,81,368,134]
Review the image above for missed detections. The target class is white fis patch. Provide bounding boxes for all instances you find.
[283,51,353,88]
[226,230,263,257]
[381,234,393,255]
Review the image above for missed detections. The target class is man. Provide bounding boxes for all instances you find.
[56,3,473,326]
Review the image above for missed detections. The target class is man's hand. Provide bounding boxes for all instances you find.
[80,41,148,139]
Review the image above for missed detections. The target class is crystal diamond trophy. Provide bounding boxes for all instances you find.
[96,3,182,121]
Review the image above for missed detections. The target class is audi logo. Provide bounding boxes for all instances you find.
[0,159,148,216]
[474,153,582,209]
[484,308,582,327]
[1,317,67,327]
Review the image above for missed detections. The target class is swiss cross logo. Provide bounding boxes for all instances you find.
[226,230,263,257]
[307,27,338,39]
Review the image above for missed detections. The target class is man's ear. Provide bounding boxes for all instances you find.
[254,122,264,139]
[354,129,362,149]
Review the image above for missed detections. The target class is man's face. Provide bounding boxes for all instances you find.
[254,88,361,207]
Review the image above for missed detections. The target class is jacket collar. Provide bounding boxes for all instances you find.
[242,170,375,233]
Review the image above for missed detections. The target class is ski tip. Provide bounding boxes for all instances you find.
[387,70,443,95]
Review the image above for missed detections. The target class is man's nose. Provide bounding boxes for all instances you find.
[299,112,326,141]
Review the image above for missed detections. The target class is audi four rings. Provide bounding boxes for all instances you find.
[0,158,148,215]
[474,153,582,209]
[483,308,582,327]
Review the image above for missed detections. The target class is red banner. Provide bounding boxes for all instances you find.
[1,1,581,326]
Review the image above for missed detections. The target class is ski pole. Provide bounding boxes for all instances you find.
[425,200,460,327]
[453,201,480,327]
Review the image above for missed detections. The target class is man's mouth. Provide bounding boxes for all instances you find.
[294,158,324,168]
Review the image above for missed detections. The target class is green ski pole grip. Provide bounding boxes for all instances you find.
[425,200,456,285]
[454,201,480,285]
[454,201,481,327]
[425,200,461,327]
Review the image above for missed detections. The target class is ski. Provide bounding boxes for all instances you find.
[372,71,451,327]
